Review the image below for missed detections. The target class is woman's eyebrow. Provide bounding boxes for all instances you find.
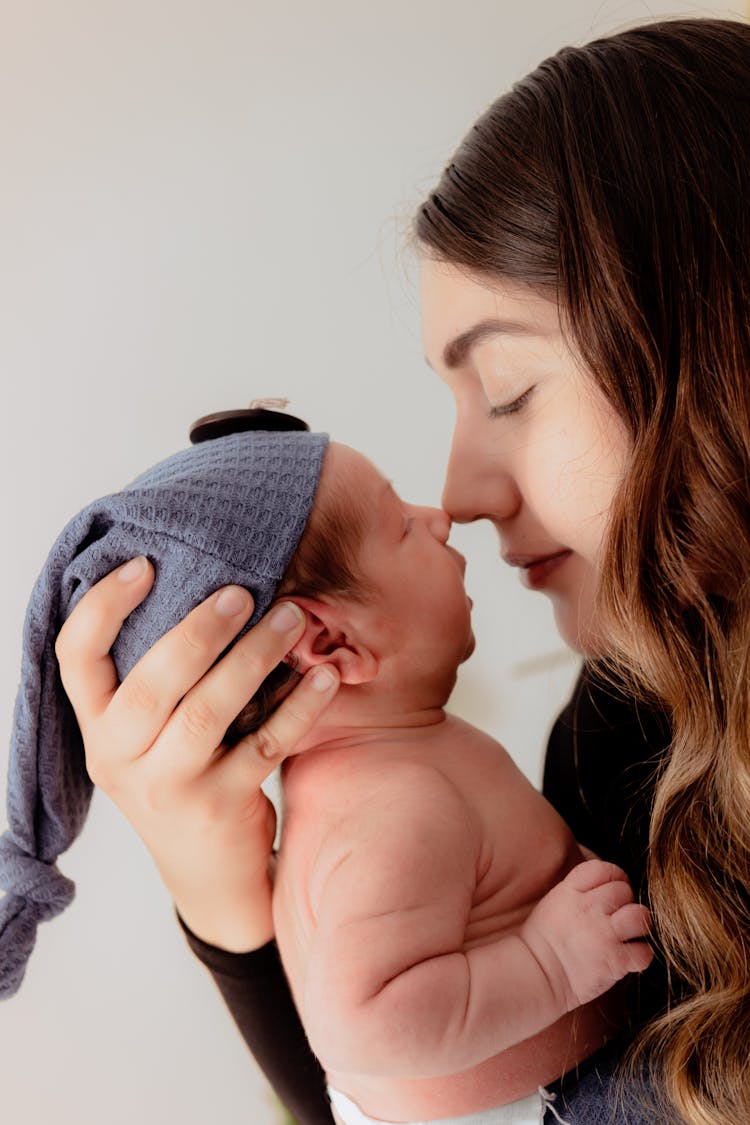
[431,317,545,370]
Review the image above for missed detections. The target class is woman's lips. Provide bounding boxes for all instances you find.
[505,550,573,589]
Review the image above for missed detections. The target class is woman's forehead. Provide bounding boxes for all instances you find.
[419,257,562,362]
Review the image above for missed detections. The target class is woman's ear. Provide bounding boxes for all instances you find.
[282,596,378,685]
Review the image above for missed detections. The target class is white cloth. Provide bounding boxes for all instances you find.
[327,1085,570,1125]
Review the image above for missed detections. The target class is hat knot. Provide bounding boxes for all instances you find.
[0,835,76,997]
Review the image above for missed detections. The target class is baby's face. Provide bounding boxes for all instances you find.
[321,443,475,699]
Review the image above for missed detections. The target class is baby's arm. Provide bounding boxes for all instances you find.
[518,858,652,1012]
[300,766,651,1080]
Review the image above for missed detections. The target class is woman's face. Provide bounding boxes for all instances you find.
[420,257,631,654]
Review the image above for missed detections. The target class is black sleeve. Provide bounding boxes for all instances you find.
[177,914,334,1125]
[542,663,674,1023]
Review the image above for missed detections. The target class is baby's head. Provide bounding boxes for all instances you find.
[227,441,474,741]
[56,426,473,740]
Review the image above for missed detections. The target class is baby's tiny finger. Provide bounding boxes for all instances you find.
[620,940,654,974]
[567,859,629,892]
[586,878,634,916]
[612,903,652,941]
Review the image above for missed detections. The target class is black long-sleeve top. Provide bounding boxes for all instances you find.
[181,666,672,1125]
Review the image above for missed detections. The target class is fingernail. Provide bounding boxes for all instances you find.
[270,602,304,633]
[311,667,337,692]
[117,556,148,582]
[215,587,250,617]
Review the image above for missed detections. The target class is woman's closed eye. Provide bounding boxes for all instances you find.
[487,385,535,418]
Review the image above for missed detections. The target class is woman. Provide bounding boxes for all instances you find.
[55,17,750,1125]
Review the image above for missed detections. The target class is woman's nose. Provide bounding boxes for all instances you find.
[441,422,521,525]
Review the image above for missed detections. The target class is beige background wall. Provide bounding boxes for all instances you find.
[1,3,745,1122]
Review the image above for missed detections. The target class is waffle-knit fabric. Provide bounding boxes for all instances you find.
[0,429,328,998]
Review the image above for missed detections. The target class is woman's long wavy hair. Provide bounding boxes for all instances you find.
[417,18,750,1124]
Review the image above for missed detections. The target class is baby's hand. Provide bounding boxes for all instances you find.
[520,859,653,1012]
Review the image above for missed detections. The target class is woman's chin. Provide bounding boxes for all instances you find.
[552,596,606,659]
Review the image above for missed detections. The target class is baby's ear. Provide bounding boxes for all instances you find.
[282,596,378,685]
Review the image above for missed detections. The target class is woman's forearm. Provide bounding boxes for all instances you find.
[179,915,335,1125]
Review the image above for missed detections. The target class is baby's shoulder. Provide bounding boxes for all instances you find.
[351,752,472,814]
[322,752,477,850]
[317,758,480,884]
[436,715,512,757]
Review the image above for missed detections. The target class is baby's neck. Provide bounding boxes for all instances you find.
[290,689,452,758]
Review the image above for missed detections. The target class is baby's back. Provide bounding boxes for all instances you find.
[273,717,621,1121]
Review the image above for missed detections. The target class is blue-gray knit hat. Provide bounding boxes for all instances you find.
[0,427,329,998]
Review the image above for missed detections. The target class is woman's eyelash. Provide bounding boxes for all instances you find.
[487,386,535,418]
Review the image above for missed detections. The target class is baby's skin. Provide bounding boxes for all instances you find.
[273,715,652,1123]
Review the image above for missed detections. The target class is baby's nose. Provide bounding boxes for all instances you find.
[406,502,452,542]
[426,506,452,543]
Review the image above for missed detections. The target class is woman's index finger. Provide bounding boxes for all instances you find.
[55,557,155,728]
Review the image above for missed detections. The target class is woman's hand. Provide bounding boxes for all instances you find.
[55,556,339,952]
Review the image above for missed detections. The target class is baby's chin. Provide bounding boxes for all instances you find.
[460,628,476,663]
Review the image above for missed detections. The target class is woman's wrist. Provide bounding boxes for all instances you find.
[173,873,275,954]
[176,909,275,954]
[175,902,274,953]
